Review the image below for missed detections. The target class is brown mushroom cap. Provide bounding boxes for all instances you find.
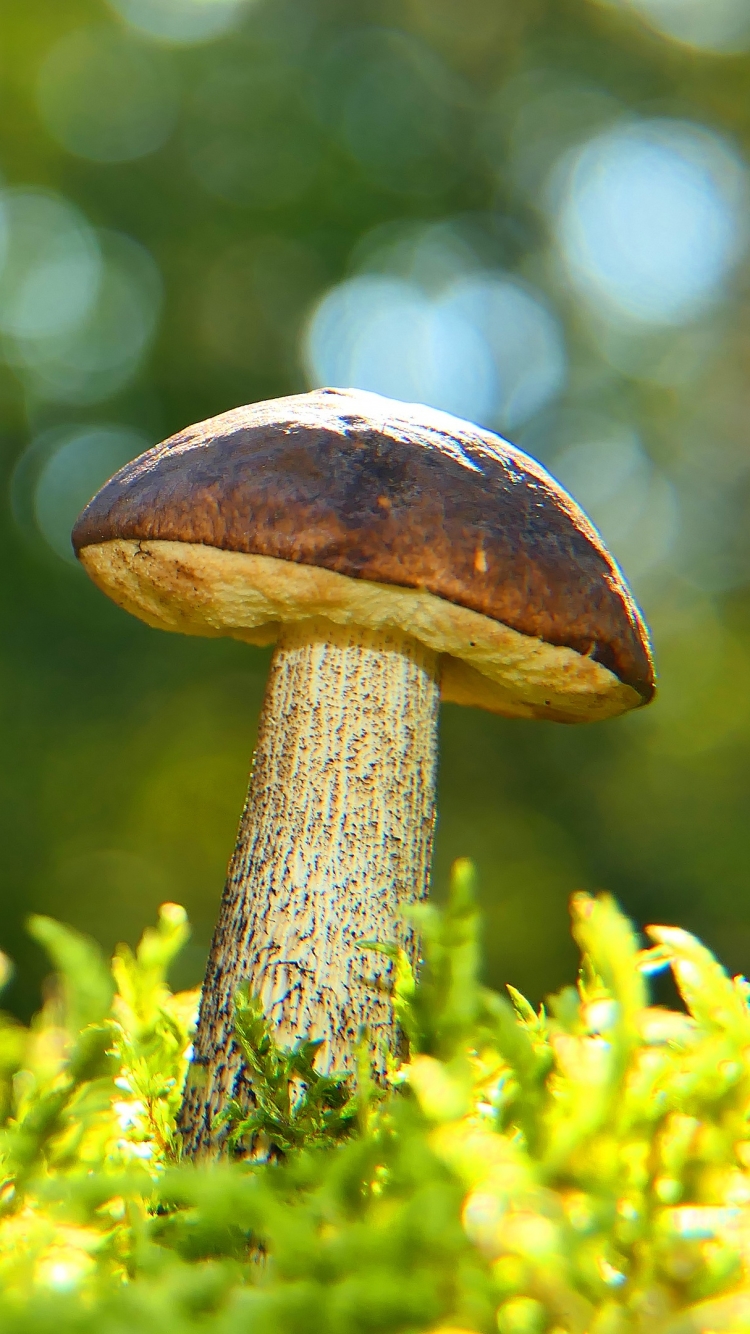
[72,387,654,723]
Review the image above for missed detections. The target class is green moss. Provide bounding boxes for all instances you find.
[0,868,750,1331]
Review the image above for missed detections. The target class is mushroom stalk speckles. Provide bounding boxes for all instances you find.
[179,617,440,1161]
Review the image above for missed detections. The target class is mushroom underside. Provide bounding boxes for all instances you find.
[78,537,640,724]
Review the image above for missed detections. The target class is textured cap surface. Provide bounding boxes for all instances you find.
[72,387,654,704]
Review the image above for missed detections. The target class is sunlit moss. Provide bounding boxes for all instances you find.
[2,872,750,1329]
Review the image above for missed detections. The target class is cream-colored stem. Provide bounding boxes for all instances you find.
[179,618,440,1160]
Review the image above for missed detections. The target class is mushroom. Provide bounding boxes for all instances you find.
[72,387,654,1159]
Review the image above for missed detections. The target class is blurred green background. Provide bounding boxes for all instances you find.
[2,0,750,1018]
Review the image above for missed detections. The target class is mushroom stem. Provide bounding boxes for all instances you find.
[179,617,440,1160]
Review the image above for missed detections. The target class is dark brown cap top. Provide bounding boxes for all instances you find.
[72,387,654,703]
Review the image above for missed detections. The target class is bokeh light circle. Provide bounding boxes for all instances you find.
[306,275,497,423]
[304,270,566,431]
[438,277,567,428]
[597,0,750,54]
[11,425,150,564]
[8,231,162,405]
[37,26,180,163]
[555,119,748,326]
[0,189,101,340]
[105,0,253,45]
